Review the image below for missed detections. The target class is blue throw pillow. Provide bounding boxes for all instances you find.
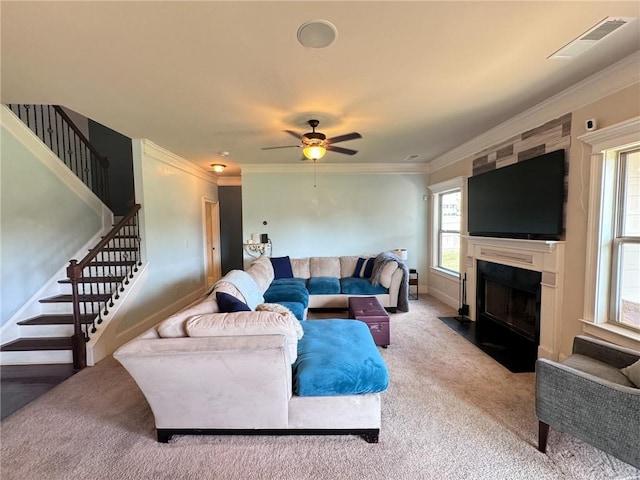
[353,257,375,278]
[270,256,294,279]
[216,291,251,312]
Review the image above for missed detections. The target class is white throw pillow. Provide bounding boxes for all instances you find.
[621,359,640,388]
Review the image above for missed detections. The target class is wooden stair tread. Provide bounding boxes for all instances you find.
[18,314,94,326]
[40,293,112,303]
[99,247,138,252]
[1,337,73,351]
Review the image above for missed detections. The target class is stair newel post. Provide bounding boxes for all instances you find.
[67,259,86,370]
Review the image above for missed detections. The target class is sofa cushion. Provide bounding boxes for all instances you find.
[562,354,636,387]
[340,277,388,295]
[255,303,304,339]
[185,311,300,361]
[271,278,307,287]
[339,256,361,279]
[270,256,294,279]
[274,301,306,322]
[293,319,389,396]
[216,291,251,313]
[264,284,310,308]
[245,255,275,293]
[290,257,310,279]
[309,257,340,278]
[156,294,220,338]
[307,276,341,295]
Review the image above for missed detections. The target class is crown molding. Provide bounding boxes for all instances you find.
[429,52,640,173]
[240,162,428,175]
[140,139,219,185]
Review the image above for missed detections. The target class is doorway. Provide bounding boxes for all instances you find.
[203,199,222,288]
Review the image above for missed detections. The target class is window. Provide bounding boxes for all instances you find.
[611,148,640,330]
[429,177,464,276]
[580,117,640,347]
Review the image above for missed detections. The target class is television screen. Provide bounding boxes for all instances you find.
[467,150,565,240]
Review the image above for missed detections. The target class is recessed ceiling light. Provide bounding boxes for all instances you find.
[297,20,338,49]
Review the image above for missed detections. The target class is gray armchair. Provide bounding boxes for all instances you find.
[535,335,640,468]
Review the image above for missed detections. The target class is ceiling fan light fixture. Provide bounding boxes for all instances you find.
[211,163,226,173]
[303,145,326,160]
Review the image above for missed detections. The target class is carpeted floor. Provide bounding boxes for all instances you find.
[1,295,638,480]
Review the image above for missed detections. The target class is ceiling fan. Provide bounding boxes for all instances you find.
[262,119,362,160]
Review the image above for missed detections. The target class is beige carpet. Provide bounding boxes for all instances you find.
[1,296,639,480]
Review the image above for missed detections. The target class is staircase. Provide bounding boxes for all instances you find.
[1,210,142,367]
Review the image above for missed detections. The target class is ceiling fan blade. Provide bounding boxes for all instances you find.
[327,132,362,144]
[261,145,300,150]
[284,130,303,140]
[327,145,358,155]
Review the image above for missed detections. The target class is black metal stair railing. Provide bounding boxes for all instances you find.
[7,104,110,206]
[67,204,142,369]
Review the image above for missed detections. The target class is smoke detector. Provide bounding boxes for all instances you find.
[548,17,636,60]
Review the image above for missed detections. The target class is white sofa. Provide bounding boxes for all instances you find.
[113,255,390,443]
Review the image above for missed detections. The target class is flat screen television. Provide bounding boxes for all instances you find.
[467,149,565,240]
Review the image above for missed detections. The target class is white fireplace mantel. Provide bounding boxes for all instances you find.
[464,236,565,361]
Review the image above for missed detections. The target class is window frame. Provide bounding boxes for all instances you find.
[579,116,640,349]
[609,148,640,330]
[428,177,465,278]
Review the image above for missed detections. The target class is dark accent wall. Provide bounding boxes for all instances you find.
[219,186,244,275]
[88,120,135,216]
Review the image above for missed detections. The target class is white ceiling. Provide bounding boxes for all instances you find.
[2,1,639,177]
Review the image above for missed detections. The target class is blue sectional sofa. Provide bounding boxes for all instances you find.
[262,253,409,315]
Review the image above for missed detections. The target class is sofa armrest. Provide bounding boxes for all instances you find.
[573,335,640,369]
[114,334,293,430]
[386,268,403,307]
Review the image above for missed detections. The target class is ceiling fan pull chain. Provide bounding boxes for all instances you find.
[313,159,317,188]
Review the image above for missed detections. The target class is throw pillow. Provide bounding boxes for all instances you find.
[352,257,375,278]
[216,291,251,313]
[270,256,294,279]
[256,303,304,339]
[621,358,640,388]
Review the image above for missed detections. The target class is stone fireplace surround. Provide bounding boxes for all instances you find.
[464,236,565,361]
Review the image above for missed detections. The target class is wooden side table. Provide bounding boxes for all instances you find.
[409,269,418,300]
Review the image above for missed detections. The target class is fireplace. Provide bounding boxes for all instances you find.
[464,236,565,363]
[477,260,541,342]
[475,260,541,371]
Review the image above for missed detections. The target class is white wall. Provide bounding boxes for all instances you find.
[114,140,218,334]
[1,111,103,325]
[241,171,428,275]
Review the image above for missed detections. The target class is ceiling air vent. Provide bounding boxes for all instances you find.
[548,17,635,60]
